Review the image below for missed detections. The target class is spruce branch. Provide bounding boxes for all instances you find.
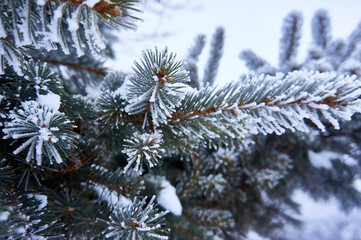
[312,9,332,49]
[125,48,190,128]
[2,100,76,166]
[241,9,361,79]
[35,57,107,77]
[0,38,26,76]
[0,187,60,239]
[202,27,224,87]
[345,19,361,59]
[240,49,276,75]
[56,0,124,18]
[183,34,206,89]
[182,208,234,229]
[179,153,201,200]
[165,71,361,142]
[279,11,303,70]
[0,158,14,191]
[198,173,227,199]
[122,131,165,173]
[0,0,141,75]
[102,196,170,240]
[21,62,64,95]
[97,90,127,129]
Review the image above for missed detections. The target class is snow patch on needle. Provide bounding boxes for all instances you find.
[157,180,182,216]
[38,92,61,111]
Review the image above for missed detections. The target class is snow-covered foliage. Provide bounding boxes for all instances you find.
[22,62,63,94]
[167,71,361,143]
[0,190,60,239]
[2,2,361,239]
[122,131,165,172]
[125,48,190,127]
[182,34,206,89]
[311,9,331,49]
[103,196,169,240]
[97,90,127,129]
[213,147,238,169]
[279,11,303,71]
[2,100,75,165]
[198,173,227,198]
[202,27,224,87]
[0,0,139,74]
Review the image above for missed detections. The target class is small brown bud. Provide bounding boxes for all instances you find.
[66,207,75,212]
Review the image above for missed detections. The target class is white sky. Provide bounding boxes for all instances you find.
[108,0,361,85]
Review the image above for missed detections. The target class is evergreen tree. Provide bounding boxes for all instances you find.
[0,1,361,239]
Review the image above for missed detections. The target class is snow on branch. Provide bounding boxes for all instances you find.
[166,71,361,141]
[103,196,169,240]
[2,100,76,166]
[122,131,164,173]
[125,48,190,128]
[0,42,24,76]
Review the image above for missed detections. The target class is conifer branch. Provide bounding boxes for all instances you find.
[44,150,97,180]
[179,153,201,200]
[84,165,143,196]
[279,11,303,69]
[345,20,361,59]
[182,209,232,228]
[125,48,190,127]
[165,71,361,141]
[121,70,361,143]
[3,100,76,166]
[312,9,331,49]
[202,27,224,87]
[102,196,170,240]
[240,49,276,75]
[0,0,141,75]
[36,57,106,77]
[184,34,206,89]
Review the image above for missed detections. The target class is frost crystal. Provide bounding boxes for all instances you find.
[3,101,75,165]
[122,131,165,172]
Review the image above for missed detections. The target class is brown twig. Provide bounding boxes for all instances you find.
[35,58,106,77]
[43,150,98,180]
